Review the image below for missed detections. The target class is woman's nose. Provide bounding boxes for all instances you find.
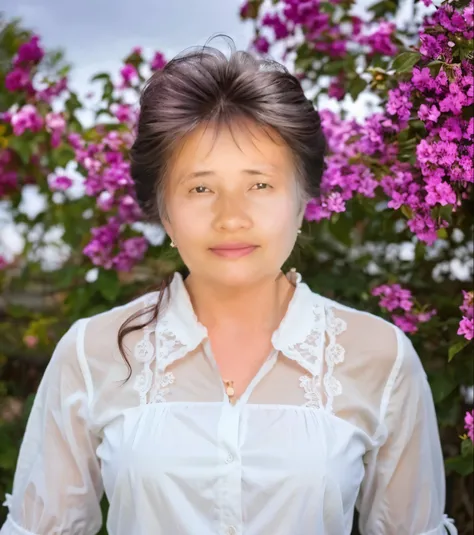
[211,193,253,233]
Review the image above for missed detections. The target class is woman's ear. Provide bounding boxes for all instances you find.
[162,219,173,242]
[297,201,307,228]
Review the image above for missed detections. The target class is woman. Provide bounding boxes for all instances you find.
[1,42,457,535]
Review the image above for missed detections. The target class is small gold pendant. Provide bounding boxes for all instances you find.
[223,380,235,403]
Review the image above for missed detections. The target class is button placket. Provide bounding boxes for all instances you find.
[217,402,242,535]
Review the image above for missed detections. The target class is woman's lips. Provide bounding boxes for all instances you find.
[209,245,258,259]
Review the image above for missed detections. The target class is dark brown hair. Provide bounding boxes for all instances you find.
[118,36,327,379]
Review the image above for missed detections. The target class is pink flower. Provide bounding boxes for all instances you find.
[48,175,73,191]
[120,64,138,87]
[460,290,474,319]
[372,283,413,312]
[328,77,346,101]
[425,175,457,207]
[13,35,44,67]
[10,104,43,136]
[418,104,440,123]
[83,221,121,269]
[358,21,398,56]
[45,112,66,147]
[112,103,134,124]
[465,410,474,442]
[0,170,18,196]
[458,317,474,340]
[122,236,148,260]
[253,36,270,54]
[5,67,32,93]
[97,191,115,212]
[23,335,39,348]
[150,51,166,71]
[37,77,69,103]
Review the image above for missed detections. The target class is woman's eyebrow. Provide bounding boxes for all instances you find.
[181,166,276,182]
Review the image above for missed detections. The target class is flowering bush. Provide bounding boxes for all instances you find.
[0,1,473,528]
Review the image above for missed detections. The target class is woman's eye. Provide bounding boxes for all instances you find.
[252,183,272,190]
[191,185,211,194]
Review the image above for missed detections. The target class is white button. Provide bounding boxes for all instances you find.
[226,527,236,535]
[225,453,234,463]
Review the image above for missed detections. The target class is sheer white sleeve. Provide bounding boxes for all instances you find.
[357,328,457,535]
[1,320,103,535]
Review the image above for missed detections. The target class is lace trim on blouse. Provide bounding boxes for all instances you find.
[133,295,347,412]
[299,305,347,412]
[133,295,180,405]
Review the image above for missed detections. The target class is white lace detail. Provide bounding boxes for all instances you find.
[287,307,324,366]
[298,305,347,413]
[150,372,175,403]
[299,374,322,409]
[323,307,347,412]
[133,326,155,405]
[133,293,184,405]
[155,319,189,372]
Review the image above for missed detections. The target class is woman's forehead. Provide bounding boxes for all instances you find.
[169,119,294,176]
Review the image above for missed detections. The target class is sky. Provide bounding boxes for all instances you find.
[2,0,255,97]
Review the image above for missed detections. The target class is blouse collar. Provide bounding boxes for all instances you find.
[154,271,325,376]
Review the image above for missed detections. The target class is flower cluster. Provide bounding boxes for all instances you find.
[68,128,148,269]
[381,4,473,243]
[245,1,474,247]
[5,35,69,104]
[305,109,394,221]
[465,410,474,442]
[2,39,169,272]
[458,290,473,341]
[9,104,43,136]
[5,35,44,94]
[82,218,148,271]
[45,112,66,148]
[372,283,436,333]
[245,0,400,60]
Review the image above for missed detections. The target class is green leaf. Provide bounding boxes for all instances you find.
[320,59,347,76]
[400,205,413,219]
[436,228,448,239]
[391,51,421,73]
[445,452,474,476]
[54,144,75,168]
[429,373,457,403]
[448,338,470,361]
[461,438,474,458]
[97,269,121,302]
[8,136,31,164]
[368,0,398,17]
[348,76,368,101]
[65,92,82,115]
[91,72,111,82]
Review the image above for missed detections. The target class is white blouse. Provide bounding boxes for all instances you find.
[1,272,457,535]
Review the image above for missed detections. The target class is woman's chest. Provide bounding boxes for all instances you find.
[97,403,368,508]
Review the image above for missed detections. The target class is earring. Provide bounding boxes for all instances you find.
[297,229,302,235]
[170,240,176,248]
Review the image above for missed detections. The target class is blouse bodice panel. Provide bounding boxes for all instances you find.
[1,272,457,535]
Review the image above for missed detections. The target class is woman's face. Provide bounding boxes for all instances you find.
[162,119,305,288]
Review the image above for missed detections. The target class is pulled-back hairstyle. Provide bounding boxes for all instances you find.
[118,36,327,378]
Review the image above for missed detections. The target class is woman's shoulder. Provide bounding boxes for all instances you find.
[81,290,160,329]
[311,289,409,375]
[75,290,161,359]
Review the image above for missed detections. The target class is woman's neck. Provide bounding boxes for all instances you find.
[184,271,296,334]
